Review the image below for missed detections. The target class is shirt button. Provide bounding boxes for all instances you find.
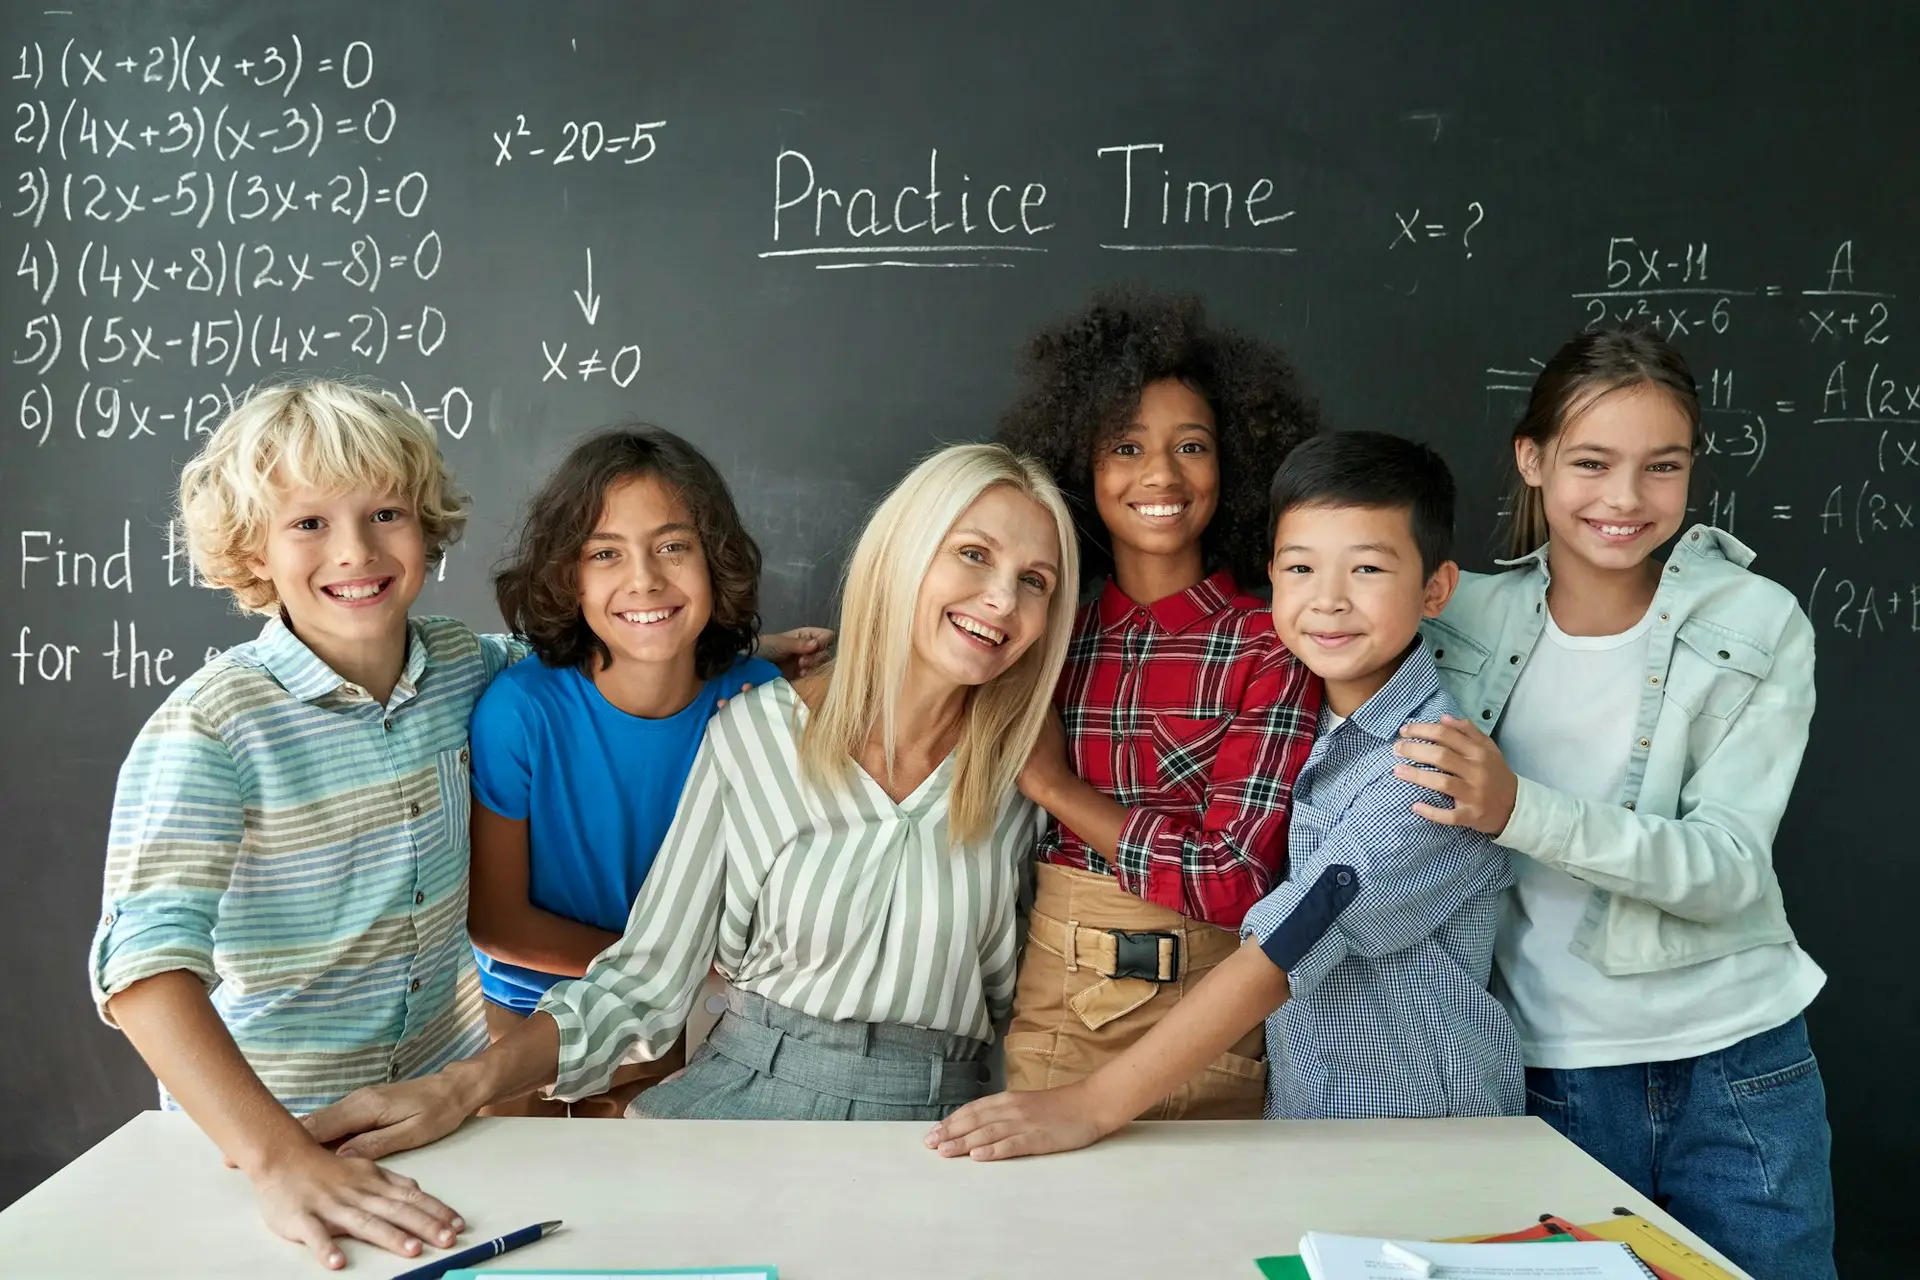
[1434,648,1445,660]
[414,891,426,905]
[409,801,421,817]
[459,748,469,765]
[1481,709,1492,720]
[1716,649,1730,661]
[1624,801,1637,811]
[1689,531,1700,541]
[383,719,393,732]
[1509,654,1520,664]
[1648,676,1661,686]
[1659,612,1670,622]
[410,978,422,992]
[1668,564,1680,575]
[1637,737,1651,748]
[100,911,114,926]
[1334,871,1352,887]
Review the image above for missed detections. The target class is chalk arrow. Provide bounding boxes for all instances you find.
[572,248,601,324]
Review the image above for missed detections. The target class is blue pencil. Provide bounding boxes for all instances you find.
[389,1219,563,1280]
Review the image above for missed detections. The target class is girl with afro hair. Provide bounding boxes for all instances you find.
[993,287,1322,1119]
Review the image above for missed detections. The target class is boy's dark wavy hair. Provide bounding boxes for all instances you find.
[994,287,1320,587]
[495,425,761,679]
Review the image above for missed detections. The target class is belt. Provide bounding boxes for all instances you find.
[706,1011,987,1107]
[1025,907,1243,983]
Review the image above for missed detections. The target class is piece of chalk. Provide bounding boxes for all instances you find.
[1381,1240,1436,1277]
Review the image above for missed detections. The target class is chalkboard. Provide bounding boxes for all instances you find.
[1,2,1911,1268]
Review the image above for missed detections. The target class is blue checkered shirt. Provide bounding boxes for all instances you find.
[1240,637,1522,1118]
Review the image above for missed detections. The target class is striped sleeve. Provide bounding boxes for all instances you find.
[477,631,530,679]
[91,688,244,1025]
[535,707,736,1100]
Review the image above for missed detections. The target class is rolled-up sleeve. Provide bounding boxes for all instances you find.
[1243,769,1510,1002]
[90,695,243,1025]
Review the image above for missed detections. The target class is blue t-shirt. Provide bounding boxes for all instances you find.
[468,651,779,1012]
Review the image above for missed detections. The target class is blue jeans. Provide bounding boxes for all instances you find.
[1525,1014,1835,1280]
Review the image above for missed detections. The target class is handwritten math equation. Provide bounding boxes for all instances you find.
[4,18,1917,684]
[1484,236,1916,645]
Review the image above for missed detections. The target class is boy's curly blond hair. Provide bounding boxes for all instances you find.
[179,379,469,615]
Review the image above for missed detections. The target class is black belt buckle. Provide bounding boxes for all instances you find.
[1110,930,1180,983]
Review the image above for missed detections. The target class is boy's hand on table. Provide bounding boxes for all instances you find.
[250,1139,464,1271]
[924,1082,1118,1161]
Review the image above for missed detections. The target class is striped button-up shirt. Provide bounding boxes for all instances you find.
[539,679,1041,1101]
[90,615,521,1114]
[1037,571,1319,927]
[1241,637,1522,1119]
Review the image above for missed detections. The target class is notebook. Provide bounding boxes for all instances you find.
[1291,1232,1657,1279]
[1453,1214,1739,1280]
[1256,1213,1740,1280]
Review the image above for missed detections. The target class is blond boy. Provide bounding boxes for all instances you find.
[90,381,513,1269]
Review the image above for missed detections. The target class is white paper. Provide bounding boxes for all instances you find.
[1300,1232,1650,1279]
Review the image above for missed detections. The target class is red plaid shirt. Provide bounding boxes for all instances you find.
[1036,570,1321,928]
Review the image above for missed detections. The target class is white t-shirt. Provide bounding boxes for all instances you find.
[1493,607,1825,1070]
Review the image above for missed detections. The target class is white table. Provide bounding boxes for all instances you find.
[0,1112,1748,1278]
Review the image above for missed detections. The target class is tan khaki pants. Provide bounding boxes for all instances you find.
[478,1000,686,1119]
[1005,862,1266,1120]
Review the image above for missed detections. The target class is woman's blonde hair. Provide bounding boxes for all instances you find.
[178,379,470,614]
[800,444,1079,846]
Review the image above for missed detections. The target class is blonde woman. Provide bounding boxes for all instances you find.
[306,443,1078,1146]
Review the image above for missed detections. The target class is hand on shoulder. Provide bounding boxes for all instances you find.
[758,626,835,681]
[1392,713,1518,835]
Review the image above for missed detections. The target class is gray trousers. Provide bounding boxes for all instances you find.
[628,987,991,1121]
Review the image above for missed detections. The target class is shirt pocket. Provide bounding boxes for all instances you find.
[435,745,474,856]
[1145,712,1232,809]
[1664,619,1773,721]
[1423,623,1493,709]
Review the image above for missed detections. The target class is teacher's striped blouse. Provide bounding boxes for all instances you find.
[538,678,1042,1101]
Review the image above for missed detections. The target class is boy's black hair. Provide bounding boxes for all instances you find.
[995,286,1320,587]
[494,425,762,678]
[1267,431,1456,577]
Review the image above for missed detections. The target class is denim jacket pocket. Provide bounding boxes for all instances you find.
[1422,619,1494,711]
[1665,619,1773,720]
[1423,620,1492,678]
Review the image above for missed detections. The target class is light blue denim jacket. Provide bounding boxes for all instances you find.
[1420,525,1814,977]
